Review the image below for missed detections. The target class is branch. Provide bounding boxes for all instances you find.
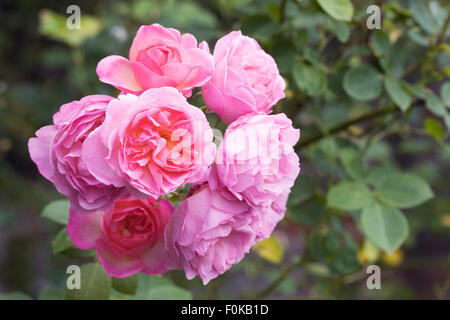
[295,104,396,149]
[253,257,305,299]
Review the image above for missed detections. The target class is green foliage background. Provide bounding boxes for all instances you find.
[0,0,449,299]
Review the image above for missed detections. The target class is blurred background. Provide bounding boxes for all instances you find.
[0,0,449,299]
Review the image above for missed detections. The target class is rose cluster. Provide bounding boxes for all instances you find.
[29,24,300,284]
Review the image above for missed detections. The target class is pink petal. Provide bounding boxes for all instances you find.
[67,207,102,250]
[129,24,181,61]
[96,238,144,278]
[82,127,127,187]
[96,55,142,93]
[130,61,177,89]
[28,125,57,180]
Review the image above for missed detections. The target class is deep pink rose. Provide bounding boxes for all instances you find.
[28,95,128,214]
[165,181,284,285]
[202,31,286,124]
[68,196,173,278]
[97,24,214,97]
[83,87,216,198]
[215,113,300,207]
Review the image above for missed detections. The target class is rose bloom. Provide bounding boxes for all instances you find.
[28,95,128,214]
[83,87,216,198]
[68,196,173,277]
[202,31,285,124]
[97,23,214,97]
[165,181,284,285]
[215,113,300,207]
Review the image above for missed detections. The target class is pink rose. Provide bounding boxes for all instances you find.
[165,181,284,285]
[215,113,300,207]
[68,196,173,278]
[83,87,216,198]
[96,24,214,97]
[202,31,286,124]
[28,95,128,214]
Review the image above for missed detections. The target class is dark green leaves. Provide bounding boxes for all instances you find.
[339,148,364,180]
[293,60,327,96]
[327,181,372,210]
[344,65,382,101]
[361,203,408,254]
[41,200,70,225]
[112,275,138,295]
[374,173,434,209]
[317,0,354,22]
[52,228,75,254]
[66,263,112,300]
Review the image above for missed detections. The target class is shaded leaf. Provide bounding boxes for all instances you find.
[384,77,412,112]
[344,65,382,101]
[112,275,138,295]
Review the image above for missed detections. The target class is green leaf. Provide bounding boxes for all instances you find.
[289,195,326,226]
[42,200,70,225]
[317,0,354,22]
[52,228,76,254]
[112,275,138,295]
[374,173,434,209]
[339,148,364,180]
[287,175,317,207]
[293,60,327,96]
[343,65,382,101]
[327,181,373,211]
[410,0,439,35]
[253,236,284,264]
[425,118,444,140]
[0,292,32,300]
[370,30,392,72]
[133,274,192,300]
[39,287,64,300]
[366,167,394,188]
[441,81,450,107]
[384,77,412,112]
[66,263,111,300]
[425,94,447,117]
[330,20,350,43]
[361,203,409,254]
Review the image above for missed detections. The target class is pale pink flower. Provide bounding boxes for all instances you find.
[97,24,214,97]
[165,180,287,285]
[83,87,216,198]
[28,95,128,214]
[214,113,300,207]
[202,31,285,124]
